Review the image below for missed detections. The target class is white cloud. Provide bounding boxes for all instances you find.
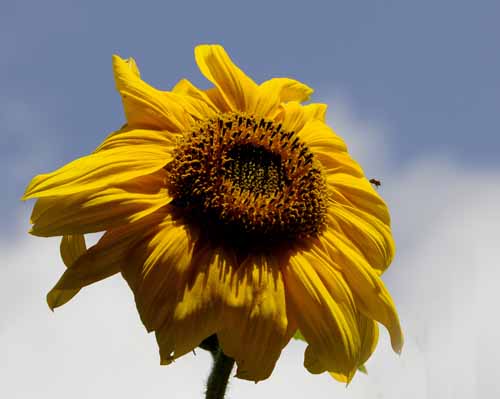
[0,230,426,399]
[0,232,212,399]
[384,159,500,399]
[2,100,499,398]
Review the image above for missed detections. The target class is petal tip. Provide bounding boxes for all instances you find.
[303,86,314,101]
[160,356,174,366]
[111,54,122,63]
[194,43,223,53]
[23,177,40,200]
[46,292,59,311]
[112,54,140,80]
[390,324,404,355]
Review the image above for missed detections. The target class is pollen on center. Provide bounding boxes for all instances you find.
[165,112,328,246]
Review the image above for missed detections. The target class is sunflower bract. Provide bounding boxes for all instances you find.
[23,44,403,383]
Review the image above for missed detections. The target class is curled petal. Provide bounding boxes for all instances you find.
[154,247,232,364]
[60,234,86,268]
[48,210,165,310]
[217,253,293,381]
[328,314,379,382]
[30,170,170,236]
[302,103,327,122]
[253,78,313,119]
[172,78,219,118]
[283,249,361,380]
[23,137,172,200]
[275,101,307,132]
[121,213,201,332]
[113,55,191,131]
[321,230,403,353]
[47,235,87,310]
[195,44,259,112]
[259,77,313,103]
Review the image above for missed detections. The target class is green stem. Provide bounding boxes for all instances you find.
[205,349,235,399]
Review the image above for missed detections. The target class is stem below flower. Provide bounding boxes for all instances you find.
[205,349,235,399]
[199,334,219,359]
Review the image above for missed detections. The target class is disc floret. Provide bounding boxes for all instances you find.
[166,113,328,246]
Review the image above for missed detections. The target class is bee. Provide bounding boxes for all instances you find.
[369,178,381,188]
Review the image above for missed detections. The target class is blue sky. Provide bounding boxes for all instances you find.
[4,1,500,225]
[2,1,499,398]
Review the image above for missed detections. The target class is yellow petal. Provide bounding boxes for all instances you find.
[311,146,364,177]
[300,244,381,382]
[275,102,330,134]
[357,314,379,366]
[329,371,350,383]
[194,44,259,112]
[121,212,200,332]
[48,210,165,311]
[30,170,170,236]
[51,234,119,290]
[298,119,347,154]
[95,128,179,152]
[23,140,172,200]
[305,312,378,384]
[128,229,292,381]
[283,248,361,379]
[154,247,232,364]
[321,230,403,353]
[113,55,192,131]
[251,89,282,120]
[259,77,313,103]
[60,234,86,267]
[172,78,219,118]
[327,203,395,272]
[326,173,391,226]
[252,78,313,119]
[156,249,294,381]
[204,87,229,112]
[275,101,307,132]
[47,235,87,310]
[217,253,292,381]
[302,103,328,122]
[328,316,378,382]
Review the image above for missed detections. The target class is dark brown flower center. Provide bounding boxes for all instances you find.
[165,112,327,249]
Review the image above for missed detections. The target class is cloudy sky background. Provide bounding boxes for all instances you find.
[2,1,499,398]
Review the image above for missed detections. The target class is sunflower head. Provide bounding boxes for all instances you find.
[24,44,402,384]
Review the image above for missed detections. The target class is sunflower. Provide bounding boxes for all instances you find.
[23,45,403,383]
